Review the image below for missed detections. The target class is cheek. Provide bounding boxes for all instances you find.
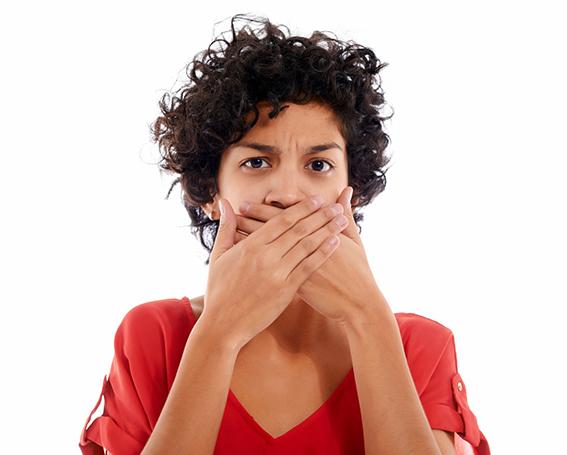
[230,197,258,217]
[215,174,252,213]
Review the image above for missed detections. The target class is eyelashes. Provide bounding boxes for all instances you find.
[240,157,335,173]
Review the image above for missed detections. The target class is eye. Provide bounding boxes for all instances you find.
[308,159,334,173]
[241,157,269,169]
[241,157,335,173]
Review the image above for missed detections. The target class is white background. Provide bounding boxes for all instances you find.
[1,1,565,453]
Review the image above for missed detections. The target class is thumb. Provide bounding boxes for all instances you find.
[338,186,360,242]
[210,198,237,263]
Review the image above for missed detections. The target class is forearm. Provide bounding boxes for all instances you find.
[343,292,441,455]
[141,316,240,455]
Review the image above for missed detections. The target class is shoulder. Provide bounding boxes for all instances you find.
[393,312,457,383]
[394,312,454,344]
[112,297,195,388]
[115,296,194,350]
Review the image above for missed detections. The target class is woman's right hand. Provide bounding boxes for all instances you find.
[199,195,347,351]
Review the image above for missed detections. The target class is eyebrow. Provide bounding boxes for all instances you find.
[234,141,343,155]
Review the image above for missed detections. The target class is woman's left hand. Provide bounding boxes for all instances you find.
[234,186,381,325]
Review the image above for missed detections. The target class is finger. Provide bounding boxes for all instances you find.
[239,201,283,222]
[286,234,341,289]
[235,214,265,236]
[234,230,249,245]
[242,196,324,245]
[337,186,360,242]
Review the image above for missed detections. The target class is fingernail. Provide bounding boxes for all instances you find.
[239,201,250,213]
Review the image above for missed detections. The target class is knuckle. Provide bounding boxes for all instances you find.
[300,236,316,252]
[325,206,337,218]
[280,213,295,226]
[300,258,314,274]
[319,238,331,253]
[292,221,309,237]
[272,267,285,284]
[329,220,340,232]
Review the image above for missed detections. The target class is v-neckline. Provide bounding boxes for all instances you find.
[182,296,355,442]
[228,367,354,442]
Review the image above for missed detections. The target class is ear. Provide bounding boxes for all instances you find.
[201,197,220,221]
[351,196,360,207]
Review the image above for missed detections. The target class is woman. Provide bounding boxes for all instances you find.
[79,13,490,455]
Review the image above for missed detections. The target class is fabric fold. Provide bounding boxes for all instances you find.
[79,374,146,455]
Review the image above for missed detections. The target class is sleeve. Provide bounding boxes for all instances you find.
[419,330,491,455]
[79,306,159,455]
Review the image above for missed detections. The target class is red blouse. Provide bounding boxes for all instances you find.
[79,296,491,455]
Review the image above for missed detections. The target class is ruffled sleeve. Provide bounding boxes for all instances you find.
[419,329,491,455]
[79,304,164,455]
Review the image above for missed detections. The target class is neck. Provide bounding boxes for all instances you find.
[257,294,335,355]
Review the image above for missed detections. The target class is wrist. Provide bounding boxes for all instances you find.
[191,312,245,355]
[341,288,394,338]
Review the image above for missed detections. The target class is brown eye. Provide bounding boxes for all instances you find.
[241,157,334,173]
[308,159,334,173]
[241,158,269,169]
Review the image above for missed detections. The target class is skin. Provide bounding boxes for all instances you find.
[201,100,356,353]
[200,101,458,453]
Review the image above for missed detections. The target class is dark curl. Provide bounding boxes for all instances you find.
[150,13,394,265]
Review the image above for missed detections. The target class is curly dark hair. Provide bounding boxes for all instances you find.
[150,13,394,265]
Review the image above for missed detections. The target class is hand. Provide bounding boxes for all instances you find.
[234,186,380,325]
[202,195,345,350]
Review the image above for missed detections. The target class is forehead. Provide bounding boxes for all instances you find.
[249,100,340,127]
[236,101,344,146]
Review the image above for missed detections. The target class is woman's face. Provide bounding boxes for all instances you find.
[204,100,349,219]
